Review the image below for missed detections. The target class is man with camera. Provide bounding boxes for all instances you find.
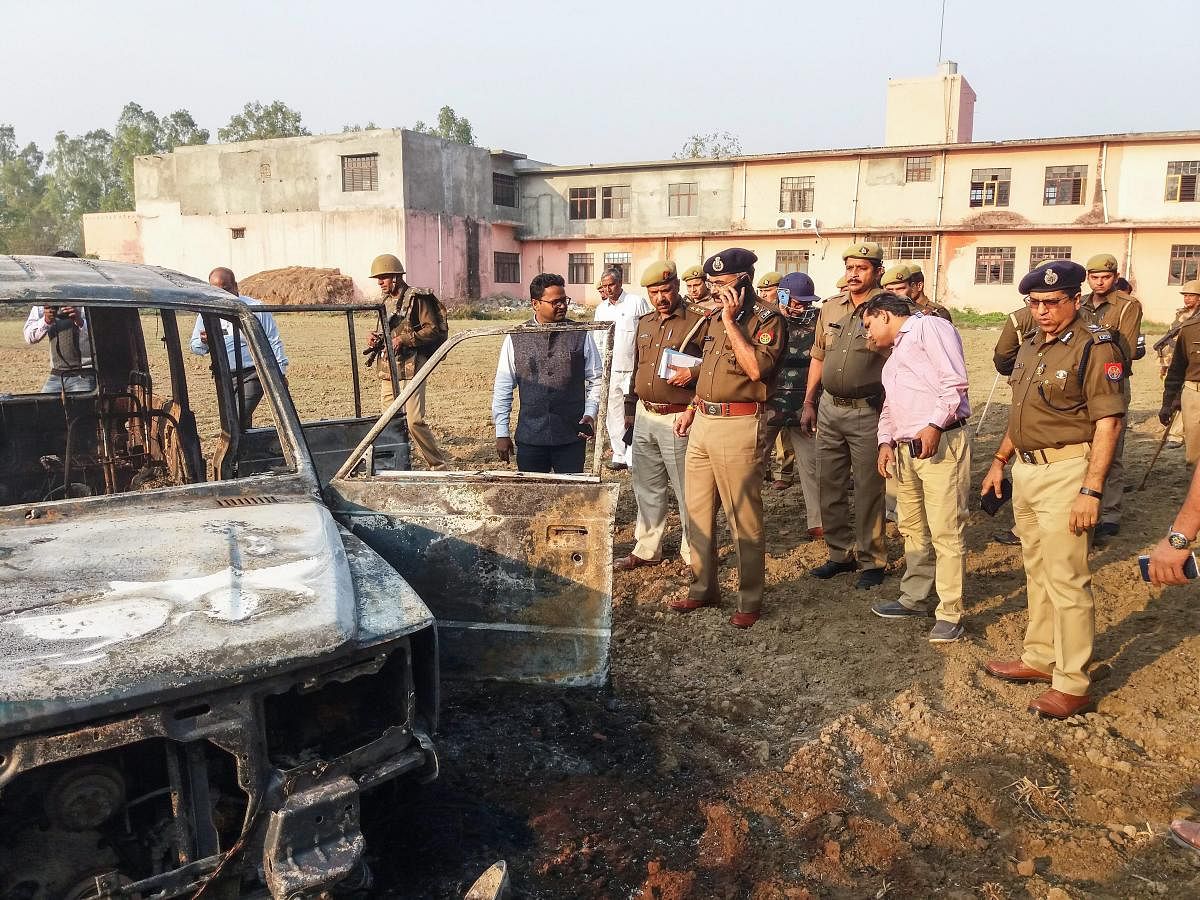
[23,302,94,394]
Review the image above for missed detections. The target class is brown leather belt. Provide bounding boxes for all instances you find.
[1016,442,1090,465]
[697,401,763,417]
[643,400,690,414]
[828,394,879,409]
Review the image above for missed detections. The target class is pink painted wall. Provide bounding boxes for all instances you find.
[403,213,524,301]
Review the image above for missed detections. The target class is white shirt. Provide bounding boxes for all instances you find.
[24,307,93,365]
[491,328,604,438]
[592,290,650,371]
[189,295,289,374]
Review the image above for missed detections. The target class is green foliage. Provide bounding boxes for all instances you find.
[412,106,475,146]
[111,103,208,209]
[675,131,742,160]
[218,100,310,143]
[342,122,380,132]
[0,126,63,254]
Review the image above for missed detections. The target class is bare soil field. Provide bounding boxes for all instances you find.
[6,315,1200,898]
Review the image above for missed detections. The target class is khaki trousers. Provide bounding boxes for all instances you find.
[685,412,766,614]
[1099,416,1127,525]
[631,405,691,564]
[1183,383,1200,466]
[1012,455,1095,696]
[380,378,448,470]
[894,428,971,623]
[816,402,887,568]
[765,427,796,480]
[763,421,821,529]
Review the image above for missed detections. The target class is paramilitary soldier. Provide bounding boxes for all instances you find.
[367,253,449,470]
[1081,253,1143,538]
[670,248,785,628]
[802,242,890,589]
[616,260,704,572]
[981,260,1127,720]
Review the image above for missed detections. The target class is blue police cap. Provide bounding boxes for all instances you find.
[779,272,819,302]
[703,248,757,277]
[1018,259,1086,295]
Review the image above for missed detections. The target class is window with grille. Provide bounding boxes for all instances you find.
[601,185,630,219]
[568,187,597,220]
[975,247,1016,285]
[494,252,520,284]
[969,168,1011,207]
[603,252,632,284]
[1165,161,1200,203]
[775,250,810,275]
[859,234,934,260]
[779,176,815,212]
[1044,165,1086,205]
[905,156,933,182]
[258,163,272,182]
[568,253,594,284]
[341,154,378,192]
[668,182,698,216]
[493,173,518,207]
[1169,245,1200,284]
[230,227,245,240]
[1029,245,1072,269]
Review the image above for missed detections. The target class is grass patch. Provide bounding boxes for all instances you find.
[947,308,1009,328]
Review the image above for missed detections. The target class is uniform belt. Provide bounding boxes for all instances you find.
[941,418,967,433]
[697,401,762,417]
[643,400,690,414]
[827,394,879,409]
[1015,442,1090,465]
[1184,381,1200,393]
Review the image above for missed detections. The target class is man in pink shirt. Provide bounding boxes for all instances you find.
[862,294,972,642]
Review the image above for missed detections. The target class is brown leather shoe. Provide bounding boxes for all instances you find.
[984,659,1053,683]
[1028,688,1094,719]
[669,596,713,613]
[807,527,824,540]
[730,611,760,628]
[1170,819,1200,853]
[614,554,661,572]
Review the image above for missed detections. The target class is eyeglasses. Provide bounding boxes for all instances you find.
[1025,297,1072,310]
[538,297,569,307]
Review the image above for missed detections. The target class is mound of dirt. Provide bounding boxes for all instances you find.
[240,266,361,306]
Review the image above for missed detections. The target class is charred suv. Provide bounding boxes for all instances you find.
[0,258,617,898]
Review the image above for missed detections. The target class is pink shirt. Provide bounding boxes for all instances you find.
[878,314,971,445]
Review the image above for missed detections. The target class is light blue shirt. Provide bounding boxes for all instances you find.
[492,327,603,438]
[189,295,288,374]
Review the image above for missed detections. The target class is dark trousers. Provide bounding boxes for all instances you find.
[517,441,586,474]
[235,369,263,431]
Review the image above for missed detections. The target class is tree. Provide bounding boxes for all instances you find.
[342,122,380,132]
[218,101,310,143]
[0,126,65,254]
[110,102,209,209]
[412,106,475,145]
[675,131,742,160]
[44,129,124,248]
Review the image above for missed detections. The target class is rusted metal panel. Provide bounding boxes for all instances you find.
[327,478,618,686]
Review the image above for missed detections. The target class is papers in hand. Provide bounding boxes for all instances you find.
[658,348,702,379]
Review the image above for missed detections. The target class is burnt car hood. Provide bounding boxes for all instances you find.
[0,499,380,736]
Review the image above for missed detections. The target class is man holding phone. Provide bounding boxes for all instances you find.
[980,260,1127,720]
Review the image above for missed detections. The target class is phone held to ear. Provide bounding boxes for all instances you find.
[1139,552,1199,582]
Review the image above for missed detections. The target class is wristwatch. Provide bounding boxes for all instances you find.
[1168,531,1191,550]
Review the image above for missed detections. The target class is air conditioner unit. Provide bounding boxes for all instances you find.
[776,217,794,229]
[799,216,819,230]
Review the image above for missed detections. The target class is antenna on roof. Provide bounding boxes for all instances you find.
[937,0,947,64]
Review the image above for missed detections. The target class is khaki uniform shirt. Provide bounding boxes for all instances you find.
[1083,290,1142,366]
[625,303,704,414]
[912,291,953,323]
[1163,317,1200,403]
[811,290,889,399]
[383,285,444,380]
[692,303,785,403]
[1006,315,1128,451]
[1157,307,1198,371]
[993,305,1036,376]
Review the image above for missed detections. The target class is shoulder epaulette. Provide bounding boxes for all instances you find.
[753,302,778,322]
[1089,327,1114,343]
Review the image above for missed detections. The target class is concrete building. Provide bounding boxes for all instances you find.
[85,66,1200,322]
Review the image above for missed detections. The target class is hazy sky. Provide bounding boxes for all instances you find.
[6,0,1193,164]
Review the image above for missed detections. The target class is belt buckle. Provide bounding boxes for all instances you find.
[1019,450,1035,465]
[702,401,720,416]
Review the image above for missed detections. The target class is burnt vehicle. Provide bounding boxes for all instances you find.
[0,256,617,898]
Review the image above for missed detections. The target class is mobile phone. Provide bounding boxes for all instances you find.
[1138,553,1199,582]
[578,421,595,439]
[908,439,922,456]
[979,478,1012,516]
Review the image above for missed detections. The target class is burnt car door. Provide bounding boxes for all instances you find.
[324,322,618,686]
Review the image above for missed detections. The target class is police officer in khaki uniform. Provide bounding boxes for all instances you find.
[755,269,789,480]
[670,248,785,628]
[682,265,715,310]
[368,253,448,470]
[801,242,890,589]
[616,260,704,572]
[756,271,783,305]
[1155,280,1200,446]
[881,264,912,298]
[905,263,953,322]
[1160,286,1200,465]
[981,260,1127,720]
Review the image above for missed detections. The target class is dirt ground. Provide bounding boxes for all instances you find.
[5,313,1200,898]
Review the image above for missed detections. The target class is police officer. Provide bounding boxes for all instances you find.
[881,264,912,298]
[756,271,783,305]
[1160,286,1200,465]
[906,263,953,322]
[682,264,715,310]
[1156,280,1200,448]
[763,272,823,536]
[1082,253,1143,537]
[802,243,890,589]
[670,248,785,628]
[617,260,704,572]
[981,260,1127,719]
[367,253,448,470]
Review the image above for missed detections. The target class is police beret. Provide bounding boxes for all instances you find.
[881,264,911,287]
[756,271,782,289]
[842,241,884,262]
[906,263,925,281]
[1085,253,1118,273]
[703,248,757,277]
[640,259,678,288]
[779,272,819,302]
[680,264,705,282]
[1018,260,1087,295]
[1181,279,1200,294]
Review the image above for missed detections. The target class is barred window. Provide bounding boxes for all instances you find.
[969,168,1010,207]
[603,252,632,284]
[493,173,518,207]
[775,250,809,275]
[494,252,520,284]
[905,156,933,182]
[601,185,630,219]
[668,182,698,217]
[568,253,594,285]
[568,187,597,220]
[860,234,933,260]
[1029,245,1072,269]
[779,176,815,212]
[1165,161,1200,203]
[230,227,245,240]
[258,162,272,182]
[1169,245,1200,285]
[1044,165,1086,205]
[341,154,378,192]
[975,246,1016,285]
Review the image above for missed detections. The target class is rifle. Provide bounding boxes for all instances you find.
[1153,311,1200,354]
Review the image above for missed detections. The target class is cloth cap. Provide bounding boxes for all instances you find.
[881,264,911,287]
[1181,279,1200,295]
[779,272,819,302]
[756,271,782,289]
[639,259,678,288]
[1019,260,1087,295]
[681,264,705,282]
[1085,253,1119,273]
[906,262,925,282]
[703,248,757,277]
[841,241,884,262]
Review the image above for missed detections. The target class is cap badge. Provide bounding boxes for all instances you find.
[859,245,869,255]
[712,256,724,272]
[1044,268,1059,285]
